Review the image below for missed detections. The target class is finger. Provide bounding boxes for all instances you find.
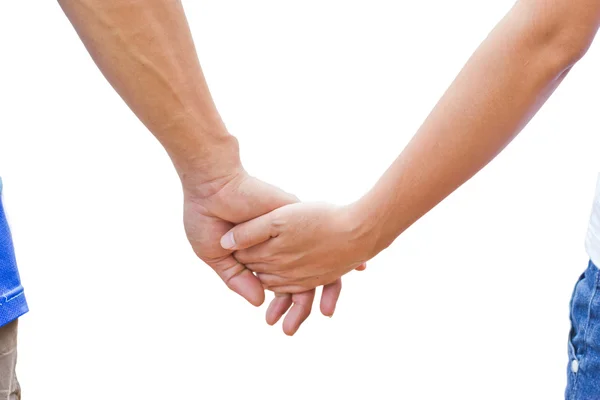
[283,290,316,336]
[256,272,286,288]
[204,175,298,223]
[266,285,308,294]
[320,278,342,317]
[243,262,272,274]
[220,212,275,251]
[266,293,293,325]
[355,263,367,271]
[256,273,309,292]
[233,241,277,265]
[211,256,265,307]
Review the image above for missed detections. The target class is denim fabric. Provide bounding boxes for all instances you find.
[0,179,28,328]
[566,260,600,399]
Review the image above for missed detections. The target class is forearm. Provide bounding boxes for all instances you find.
[58,0,239,189]
[355,0,600,255]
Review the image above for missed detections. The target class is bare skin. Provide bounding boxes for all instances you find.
[57,0,362,335]
[223,0,600,295]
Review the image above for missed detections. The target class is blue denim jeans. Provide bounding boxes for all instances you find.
[566,260,600,399]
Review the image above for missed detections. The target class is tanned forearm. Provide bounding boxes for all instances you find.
[58,0,240,192]
[355,0,600,255]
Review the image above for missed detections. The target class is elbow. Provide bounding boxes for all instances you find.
[517,0,599,74]
[549,27,595,69]
[524,24,595,80]
[528,1,600,71]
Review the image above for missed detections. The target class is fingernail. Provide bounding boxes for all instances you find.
[220,231,236,249]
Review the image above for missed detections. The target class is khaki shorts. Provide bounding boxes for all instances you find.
[0,320,20,400]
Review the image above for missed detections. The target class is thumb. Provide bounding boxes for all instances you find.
[220,211,275,250]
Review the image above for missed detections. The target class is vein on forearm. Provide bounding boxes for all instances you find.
[59,0,225,157]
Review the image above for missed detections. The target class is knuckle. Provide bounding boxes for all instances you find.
[271,286,287,295]
[236,229,249,245]
[252,263,269,273]
[233,250,249,263]
[269,211,287,235]
[263,254,280,265]
[220,262,246,285]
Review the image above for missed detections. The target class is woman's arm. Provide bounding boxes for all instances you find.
[356,0,600,255]
[222,0,600,293]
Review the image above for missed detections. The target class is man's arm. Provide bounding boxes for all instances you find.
[58,0,237,189]
[222,0,600,292]
[58,0,355,334]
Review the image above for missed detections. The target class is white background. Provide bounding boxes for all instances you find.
[1,1,599,399]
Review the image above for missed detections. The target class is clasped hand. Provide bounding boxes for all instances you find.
[183,167,371,336]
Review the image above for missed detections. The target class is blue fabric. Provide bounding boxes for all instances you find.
[0,179,28,328]
[566,260,600,399]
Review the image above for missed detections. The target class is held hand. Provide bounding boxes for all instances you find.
[184,171,362,335]
[221,202,375,294]
[183,169,296,306]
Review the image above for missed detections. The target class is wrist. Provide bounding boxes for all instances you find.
[345,194,396,259]
[173,133,244,199]
[340,200,385,261]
